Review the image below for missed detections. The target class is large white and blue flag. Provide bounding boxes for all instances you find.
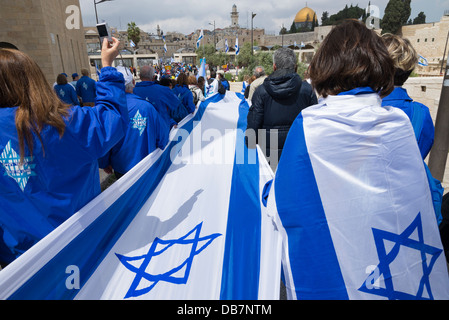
[225,39,229,53]
[0,92,281,300]
[197,29,204,49]
[265,90,449,300]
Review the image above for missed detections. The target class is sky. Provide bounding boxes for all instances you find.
[79,0,449,35]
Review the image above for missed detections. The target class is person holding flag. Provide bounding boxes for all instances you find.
[98,66,169,179]
[0,37,128,266]
[266,19,449,300]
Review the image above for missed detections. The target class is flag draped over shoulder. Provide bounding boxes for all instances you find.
[0,92,281,300]
[266,91,449,300]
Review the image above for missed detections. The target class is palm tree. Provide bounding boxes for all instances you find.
[127,22,141,48]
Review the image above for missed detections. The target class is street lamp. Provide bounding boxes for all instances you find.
[251,12,256,55]
[209,21,216,50]
[94,0,113,24]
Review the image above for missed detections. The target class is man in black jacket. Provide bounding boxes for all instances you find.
[246,48,318,170]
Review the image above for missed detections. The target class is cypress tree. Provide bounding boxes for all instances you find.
[381,0,412,34]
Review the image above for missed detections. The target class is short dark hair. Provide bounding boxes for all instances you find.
[309,20,394,98]
[56,73,68,85]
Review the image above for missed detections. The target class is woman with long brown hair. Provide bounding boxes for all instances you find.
[0,38,128,266]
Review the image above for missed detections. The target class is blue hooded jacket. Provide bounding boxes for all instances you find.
[0,67,128,264]
[76,75,97,103]
[54,83,79,106]
[133,81,179,128]
[172,84,196,114]
[98,93,170,175]
[382,87,434,159]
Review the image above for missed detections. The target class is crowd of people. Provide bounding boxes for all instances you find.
[0,19,447,297]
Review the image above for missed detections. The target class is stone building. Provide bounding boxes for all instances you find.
[401,13,449,76]
[0,0,89,85]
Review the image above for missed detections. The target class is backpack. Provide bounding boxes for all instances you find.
[411,103,443,225]
[190,87,199,105]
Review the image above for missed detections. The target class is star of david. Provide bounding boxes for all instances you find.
[116,222,221,299]
[359,213,443,300]
[82,82,88,90]
[59,89,65,97]
[130,110,147,136]
[0,140,36,191]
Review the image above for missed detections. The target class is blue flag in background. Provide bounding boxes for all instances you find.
[418,55,429,67]
[235,36,240,55]
[197,57,206,80]
[197,29,204,49]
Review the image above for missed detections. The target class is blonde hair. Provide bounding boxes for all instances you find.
[382,34,418,85]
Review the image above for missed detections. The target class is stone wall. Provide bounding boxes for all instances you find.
[0,0,89,85]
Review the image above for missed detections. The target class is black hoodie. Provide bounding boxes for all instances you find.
[247,69,318,166]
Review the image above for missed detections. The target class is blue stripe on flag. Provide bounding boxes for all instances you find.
[7,94,224,300]
[275,114,349,300]
[220,97,261,300]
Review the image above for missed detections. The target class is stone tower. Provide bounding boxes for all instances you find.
[231,4,239,27]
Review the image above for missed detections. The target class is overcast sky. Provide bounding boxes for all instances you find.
[79,0,449,35]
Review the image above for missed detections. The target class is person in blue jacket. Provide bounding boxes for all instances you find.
[381,34,434,159]
[134,65,179,129]
[99,66,170,179]
[76,68,97,107]
[0,37,127,266]
[171,72,197,123]
[54,73,79,106]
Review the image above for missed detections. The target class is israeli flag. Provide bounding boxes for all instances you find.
[94,61,101,77]
[265,89,449,300]
[197,29,204,49]
[129,40,136,48]
[197,57,206,80]
[225,39,229,53]
[235,36,240,55]
[418,55,429,67]
[0,92,281,300]
[162,36,167,53]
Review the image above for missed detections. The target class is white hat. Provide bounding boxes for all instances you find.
[116,66,134,85]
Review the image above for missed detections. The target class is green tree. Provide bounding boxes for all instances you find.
[195,44,218,69]
[381,0,411,34]
[321,11,329,26]
[322,5,365,26]
[127,22,141,48]
[289,21,297,34]
[413,12,426,25]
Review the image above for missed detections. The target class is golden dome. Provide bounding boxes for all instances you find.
[294,7,318,23]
